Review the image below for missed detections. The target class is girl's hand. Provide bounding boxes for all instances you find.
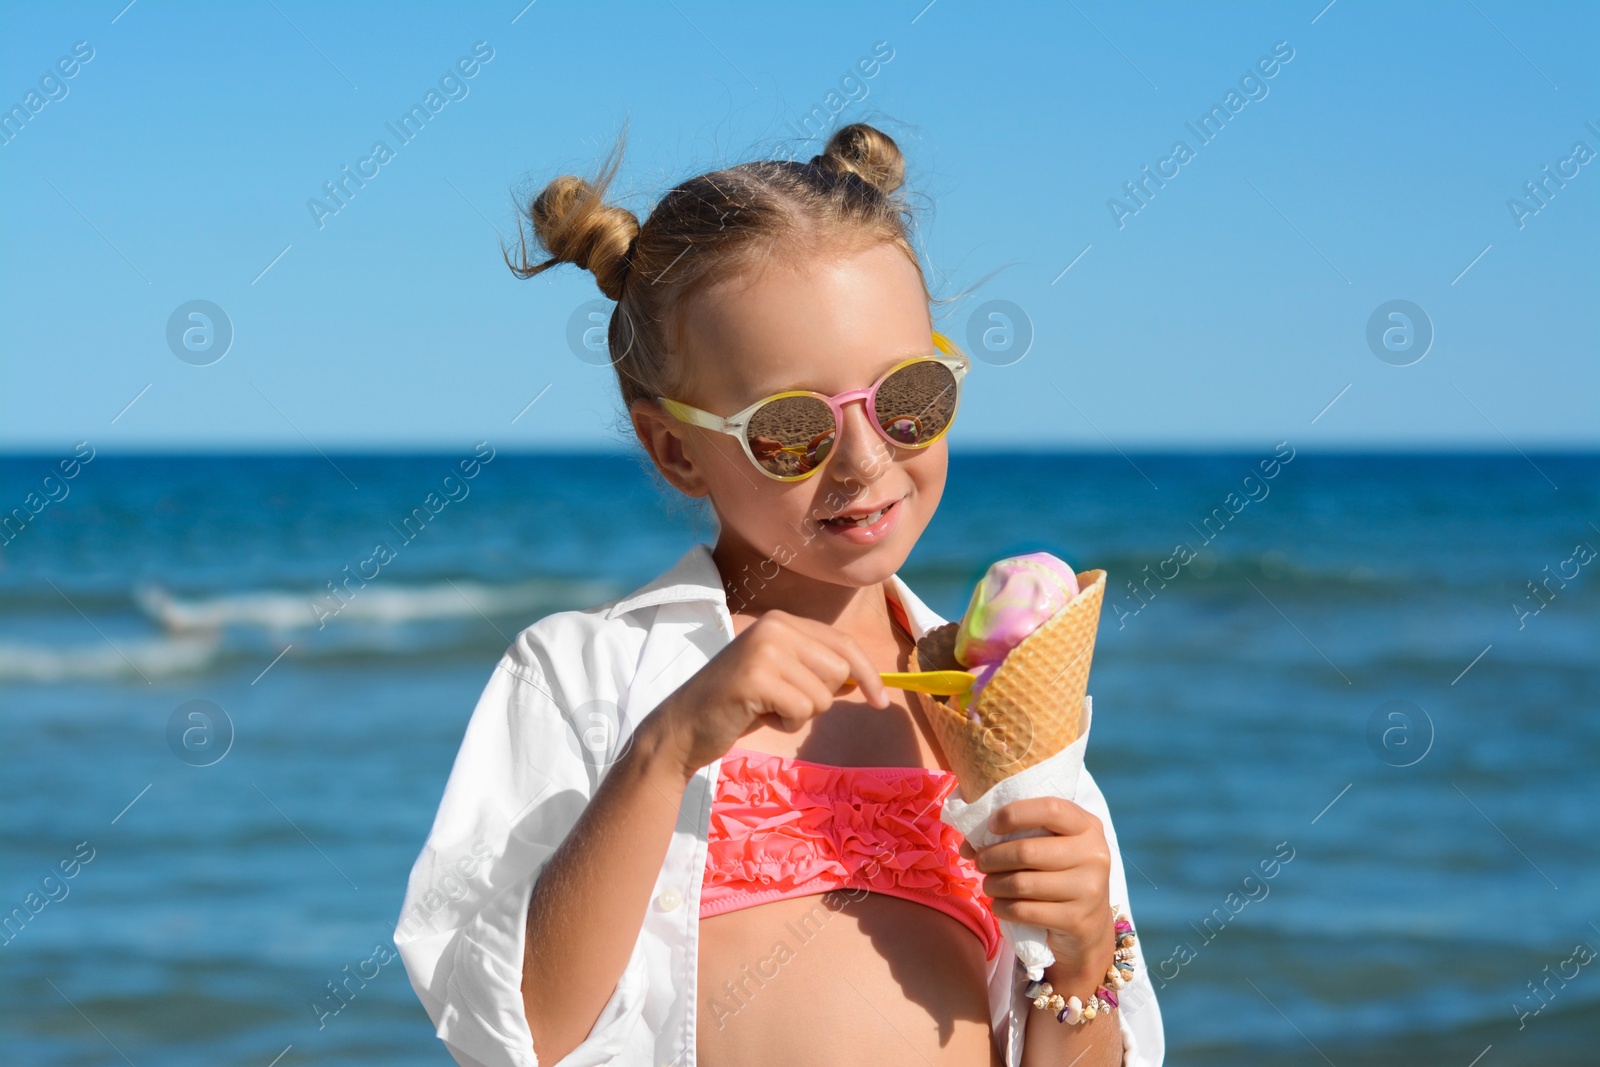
[649,609,891,781]
[959,797,1117,989]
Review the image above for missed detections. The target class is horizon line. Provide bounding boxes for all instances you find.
[2,443,1596,458]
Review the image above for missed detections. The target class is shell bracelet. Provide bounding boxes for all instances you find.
[1021,904,1136,1025]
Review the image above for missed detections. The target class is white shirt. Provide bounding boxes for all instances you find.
[395,542,1165,1067]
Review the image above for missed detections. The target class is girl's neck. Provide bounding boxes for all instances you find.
[711,537,903,641]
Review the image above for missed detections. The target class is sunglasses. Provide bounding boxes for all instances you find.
[657,332,971,481]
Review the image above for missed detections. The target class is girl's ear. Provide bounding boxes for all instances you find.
[631,398,710,498]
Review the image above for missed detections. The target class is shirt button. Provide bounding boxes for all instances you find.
[656,887,682,912]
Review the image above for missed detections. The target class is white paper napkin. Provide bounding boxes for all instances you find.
[939,695,1094,981]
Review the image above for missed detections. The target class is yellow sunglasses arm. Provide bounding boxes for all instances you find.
[657,396,738,436]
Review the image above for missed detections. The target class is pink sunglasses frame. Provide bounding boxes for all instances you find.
[656,332,971,481]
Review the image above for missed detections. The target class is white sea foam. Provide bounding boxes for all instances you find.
[134,578,614,633]
[0,632,221,682]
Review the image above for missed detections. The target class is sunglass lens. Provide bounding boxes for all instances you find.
[746,395,837,478]
[874,360,958,447]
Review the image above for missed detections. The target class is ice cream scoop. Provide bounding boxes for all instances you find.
[865,554,1080,707]
[953,553,1079,699]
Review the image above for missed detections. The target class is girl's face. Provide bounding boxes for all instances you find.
[637,240,948,593]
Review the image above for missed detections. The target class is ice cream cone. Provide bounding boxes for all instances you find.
[912,569,1106,801]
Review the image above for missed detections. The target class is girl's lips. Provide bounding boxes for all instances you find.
[819,499,902,544]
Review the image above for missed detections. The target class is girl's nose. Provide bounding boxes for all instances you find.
[828,398,892,484]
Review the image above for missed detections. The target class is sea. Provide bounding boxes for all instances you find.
[2,450,1595,1066]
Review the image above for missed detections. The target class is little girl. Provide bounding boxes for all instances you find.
[395,123,1163,1067]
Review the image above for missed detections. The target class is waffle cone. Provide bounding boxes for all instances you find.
[912,569,1106,801]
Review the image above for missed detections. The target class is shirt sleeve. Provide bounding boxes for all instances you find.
[393,648,654,1067]
[1071,767,1166,1067]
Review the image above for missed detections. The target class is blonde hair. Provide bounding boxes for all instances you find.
[505,123,929,410]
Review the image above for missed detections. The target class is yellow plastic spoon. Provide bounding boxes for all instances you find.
[877,670,976,697]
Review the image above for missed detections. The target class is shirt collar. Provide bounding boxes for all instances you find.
[604,542,947,639]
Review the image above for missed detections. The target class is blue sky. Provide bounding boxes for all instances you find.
[2,0,1595,452]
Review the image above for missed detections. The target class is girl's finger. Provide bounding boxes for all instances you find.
[786,639,854,695]
[973,833,1076,874]
[784,618,890,709]
[988,796,1097,839]
[777,661,842,719]
[762,679,829,732]
[980,868,1091,902]
[986,897,1059,929]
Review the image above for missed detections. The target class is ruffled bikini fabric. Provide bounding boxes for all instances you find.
[700,748,1002,961]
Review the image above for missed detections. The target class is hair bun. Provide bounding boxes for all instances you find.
[813,123,905,195]
[508,137,640,301]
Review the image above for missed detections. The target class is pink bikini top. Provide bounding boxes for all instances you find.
[699,745,1002,962]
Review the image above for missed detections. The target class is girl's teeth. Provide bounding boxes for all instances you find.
[831,506,887,527]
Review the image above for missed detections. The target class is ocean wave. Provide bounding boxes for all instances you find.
[133,576,618,633]
[0,576,625,682]
[0,632,222,683]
